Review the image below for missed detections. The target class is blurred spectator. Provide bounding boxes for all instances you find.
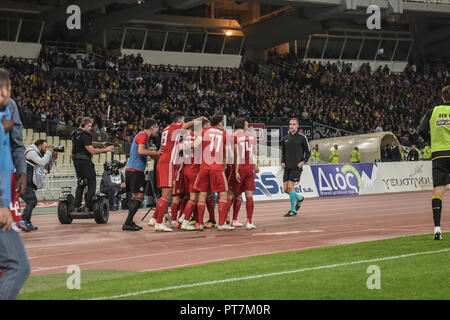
[407,144,420,161]
[381,144,392,162]
[391,143,401,161]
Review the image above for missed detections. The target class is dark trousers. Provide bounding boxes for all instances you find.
[20,187,38,223]
[73,159,96,210]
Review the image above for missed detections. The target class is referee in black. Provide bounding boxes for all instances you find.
[281,117,311,217]
[72,117,114,212]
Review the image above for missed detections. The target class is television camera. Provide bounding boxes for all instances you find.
[100,160,128,211]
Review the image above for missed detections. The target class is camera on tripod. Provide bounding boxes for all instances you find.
[102,120,127,135]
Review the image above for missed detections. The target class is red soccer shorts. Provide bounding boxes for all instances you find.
[225,164,234,181]
[229,165,256,193]
[157,161,176,188]
[183,166,199,194]
[193,168,228,193]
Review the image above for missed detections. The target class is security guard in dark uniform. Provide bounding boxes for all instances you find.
[72,117,114,212]
[281,117,311,217]
[418,85,450,240]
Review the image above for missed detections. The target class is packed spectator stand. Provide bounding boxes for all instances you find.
[1,45,449,151]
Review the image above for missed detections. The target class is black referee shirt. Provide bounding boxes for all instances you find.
[281,130,311,169]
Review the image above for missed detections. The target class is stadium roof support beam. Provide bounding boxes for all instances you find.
[342,0,402,13]
[283,0,450,14]
[39,0,116,23]
[165,0,213,10]
[0,0,52,15]
[85,0,167,33]
[65,0,211,35]
[302,6,344,21]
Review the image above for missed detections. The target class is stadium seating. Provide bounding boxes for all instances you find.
[21,128,128,177]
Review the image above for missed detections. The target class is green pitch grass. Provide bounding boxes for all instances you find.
[19,232,450,300]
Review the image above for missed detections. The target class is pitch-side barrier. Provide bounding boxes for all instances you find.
[251,161,432,202]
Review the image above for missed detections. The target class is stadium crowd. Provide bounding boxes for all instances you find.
[0,44,449,148]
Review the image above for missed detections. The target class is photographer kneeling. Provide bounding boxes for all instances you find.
[72,117,114,212]
[19,139,57,231]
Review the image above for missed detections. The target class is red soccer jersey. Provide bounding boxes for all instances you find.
[10,174,21,223]
[200,126,226,170]
[182,131,199,171]
[159,123,184,164]
[234,130,257,167]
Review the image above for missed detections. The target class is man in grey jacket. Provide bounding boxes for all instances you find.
[20,140,56,231]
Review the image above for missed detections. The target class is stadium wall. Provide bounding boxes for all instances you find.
[251,161,432,202]
[0,42,41,59]
[121,49,242,68]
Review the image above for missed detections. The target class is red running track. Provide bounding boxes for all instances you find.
[22,190,445,276]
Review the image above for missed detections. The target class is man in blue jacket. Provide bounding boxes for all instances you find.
[0,68,30,300]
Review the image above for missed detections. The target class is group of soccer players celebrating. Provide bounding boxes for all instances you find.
[123,112,259,232]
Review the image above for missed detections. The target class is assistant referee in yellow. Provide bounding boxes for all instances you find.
[419,85,450,240]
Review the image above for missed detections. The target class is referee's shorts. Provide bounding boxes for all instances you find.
[283,167,302,183]
[432,157,450,188]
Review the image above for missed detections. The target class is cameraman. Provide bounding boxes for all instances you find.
[100,161,129,211]
[19,140,57,230]
[72,117,114,212]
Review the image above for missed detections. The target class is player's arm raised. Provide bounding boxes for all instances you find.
[182,116,208,130]
[138,143,161,159]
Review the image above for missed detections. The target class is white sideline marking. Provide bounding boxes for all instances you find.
[88,247,450,300]
[254,230,323,236]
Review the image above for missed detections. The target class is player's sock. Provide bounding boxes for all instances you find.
[171,201,180,221]
[288,191,296,212]
[155,197,170,224]
[206,195,215,222]
[233,197,242,221]
[182,200,196,222]
[193,204,199,222]
[218,199,229,226]
[225,196,234,222]
[179,196,188,220]
[432,194,442,227]
[197,200,206,225]
[152,205,158,219]
[246,197,254,224]
[125,198,142,225]
[226,197,234,213]
[291,189,303,202]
